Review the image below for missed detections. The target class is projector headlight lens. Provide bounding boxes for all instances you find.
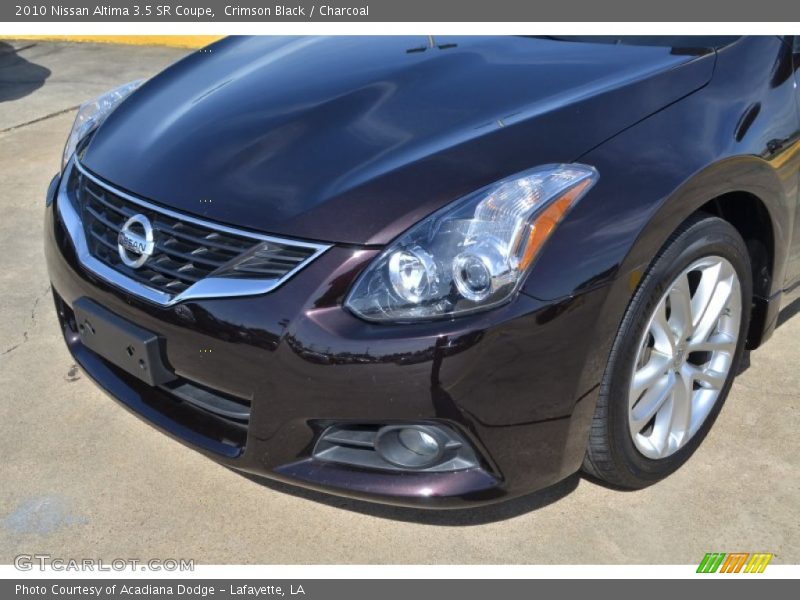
[387,246,439,304]
[345,164,598,322]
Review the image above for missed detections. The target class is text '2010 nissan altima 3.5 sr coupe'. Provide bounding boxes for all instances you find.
[45,36,800,507]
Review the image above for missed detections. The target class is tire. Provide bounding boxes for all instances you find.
[583,213,752,488]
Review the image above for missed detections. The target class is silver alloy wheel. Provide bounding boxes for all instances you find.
[628,256,742,459]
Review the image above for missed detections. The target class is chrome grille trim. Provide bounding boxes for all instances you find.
[57,159,332,306]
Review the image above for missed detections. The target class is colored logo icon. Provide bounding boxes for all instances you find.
[697,553,773,573]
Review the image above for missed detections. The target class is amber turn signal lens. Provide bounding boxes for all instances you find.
[517,179,593,271]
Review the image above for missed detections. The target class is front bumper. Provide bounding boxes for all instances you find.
[44,172,609,508]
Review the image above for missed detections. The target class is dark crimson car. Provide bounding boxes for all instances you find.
[45,36,800,506]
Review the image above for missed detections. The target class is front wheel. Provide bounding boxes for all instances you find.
[583,214,752,488]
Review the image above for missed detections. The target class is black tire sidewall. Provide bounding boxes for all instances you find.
[605,216,753,484]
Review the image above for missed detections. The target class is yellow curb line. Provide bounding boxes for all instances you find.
[6,35,224,49]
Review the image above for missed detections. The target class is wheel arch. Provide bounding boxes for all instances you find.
[613,155,791,350]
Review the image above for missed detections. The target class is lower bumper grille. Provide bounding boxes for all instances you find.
[54,290,250,454]
[160,380,251,423]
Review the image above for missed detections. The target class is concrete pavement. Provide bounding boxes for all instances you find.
[0,39,798,564]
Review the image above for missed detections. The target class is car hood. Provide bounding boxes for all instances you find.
[82,36,715,245]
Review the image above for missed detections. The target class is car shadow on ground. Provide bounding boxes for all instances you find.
[735,294,800,377]
[0,41,51,104]
[238,470,581,525]
[776,294,800,329]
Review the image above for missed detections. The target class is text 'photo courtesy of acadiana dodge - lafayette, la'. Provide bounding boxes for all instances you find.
[22,4,371,17]
[16,584,306,597]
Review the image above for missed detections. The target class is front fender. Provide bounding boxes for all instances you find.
[522,35,797,315]
[612,155,791,299]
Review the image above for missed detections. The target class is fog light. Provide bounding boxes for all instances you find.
[399,428,438,455]
[313,423,480,473]
[376,426,445,469]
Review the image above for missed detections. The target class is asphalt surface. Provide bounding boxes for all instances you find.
[1,39,798,565]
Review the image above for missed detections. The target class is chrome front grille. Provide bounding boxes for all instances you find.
[78,174,256,294]
[61,160,330,305]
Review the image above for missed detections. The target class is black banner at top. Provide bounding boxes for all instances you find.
[3,0,800,22]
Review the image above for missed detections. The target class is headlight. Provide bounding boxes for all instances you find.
[345,164,598,322]
[61,80,144,172]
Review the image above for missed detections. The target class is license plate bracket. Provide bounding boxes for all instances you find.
[73,297,175,386]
